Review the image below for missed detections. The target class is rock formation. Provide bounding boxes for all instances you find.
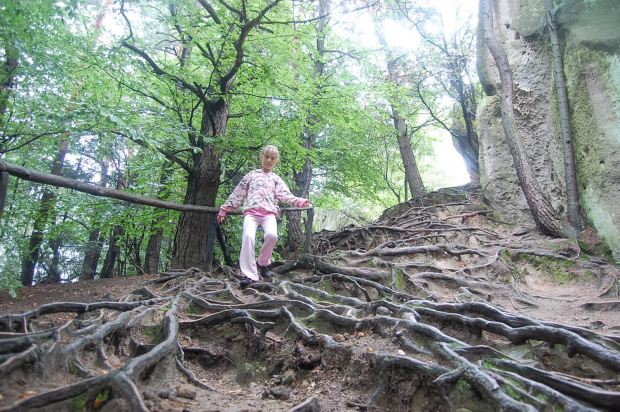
[476,0,620,259]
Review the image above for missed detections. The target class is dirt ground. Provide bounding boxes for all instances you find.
[1,186,619,412]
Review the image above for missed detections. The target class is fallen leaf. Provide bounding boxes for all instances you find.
[19,391,37,399]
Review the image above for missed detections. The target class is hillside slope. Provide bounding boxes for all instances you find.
[0,184,619,411]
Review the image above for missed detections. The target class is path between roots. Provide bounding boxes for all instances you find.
[1,185,619,412]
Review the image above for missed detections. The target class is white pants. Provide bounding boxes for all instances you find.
[240,214,278,281]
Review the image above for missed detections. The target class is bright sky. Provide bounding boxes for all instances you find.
[337,0,478,188]
[426,0,478,187]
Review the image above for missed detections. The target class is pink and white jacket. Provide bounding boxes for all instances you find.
[218,169,307,217]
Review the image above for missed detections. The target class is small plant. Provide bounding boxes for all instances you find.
[93,390,110,409]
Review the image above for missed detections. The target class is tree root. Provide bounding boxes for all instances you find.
[2,187,619,411]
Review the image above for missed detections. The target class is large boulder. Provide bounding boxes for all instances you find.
[476,0,620,259]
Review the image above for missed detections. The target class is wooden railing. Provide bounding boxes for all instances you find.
[0,161,314,263]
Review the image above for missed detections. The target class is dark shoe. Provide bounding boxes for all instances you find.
[240,278,255,290]
[257,263,272,279]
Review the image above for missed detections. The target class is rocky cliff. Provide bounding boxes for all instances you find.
[476,0,620,259]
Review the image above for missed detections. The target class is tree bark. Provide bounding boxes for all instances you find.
[394,110,425,199]
[126,1,283,272]
[21,139,68,286]
[286,0,328,252]
[374,19,425,200]
[80,230,104,280]
[48,212,67,283]
[100,226,123,278]
[80,159,108,281]
[406,7,480,182]
[171,105,225,271]
[545,0,583,230]
[144,161,174,274]
[0,40,18,128]
[479,0,575,238]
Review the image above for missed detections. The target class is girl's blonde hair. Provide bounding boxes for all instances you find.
[260,145,280,160]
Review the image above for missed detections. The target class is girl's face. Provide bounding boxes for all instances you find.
[261,151,279,172]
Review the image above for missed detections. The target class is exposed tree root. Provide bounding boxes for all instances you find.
[1,185,619,411]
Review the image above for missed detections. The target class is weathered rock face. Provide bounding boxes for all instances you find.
[477,0,620,259]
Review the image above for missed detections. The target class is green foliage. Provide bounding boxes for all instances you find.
[0,252,20,297]
[0,0,477,290]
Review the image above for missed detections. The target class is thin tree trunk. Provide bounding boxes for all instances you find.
[20,0,112,286]
[144,161,173,274]
[100,226,122,278]
[286,0,328,252]
[81,230,104,280]
[288,146,312,251]
[216,224,235,267]
[394,112,425,199]
[479,0,575,238]
[48,212,68,283]
[374,19,425,200]
[144,217,165,274]
[545,0,583,230]
[20,139,68,286]
[80,158,108,280]
[0,41,18,128]
[452,78,480,181]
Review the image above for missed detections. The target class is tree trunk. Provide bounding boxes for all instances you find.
[144,217,165,274]
[100,226,123,278]
[80,230,104,280]
[171,102,226,271]
[545,0,583,230]
[451,76,480,182]
[374,19,425,200]
[20,139,68,286]
[48,213,67,283]
[287,144,312,251]
[394,112,425,199]
[0,40,18,128]
[479,0,575,238]
[0,171,8,221]
[286,0,328,252]
[144,161,174,274]
[80,158,108,281]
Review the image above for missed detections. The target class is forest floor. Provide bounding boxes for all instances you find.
[0,183,619,412]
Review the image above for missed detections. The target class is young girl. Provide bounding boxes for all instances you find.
[217,145,310,289]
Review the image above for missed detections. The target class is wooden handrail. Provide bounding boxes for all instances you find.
[0,161,314,252]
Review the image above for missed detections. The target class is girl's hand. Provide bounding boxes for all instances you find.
[217,215,226,224]
[301,199,310,208]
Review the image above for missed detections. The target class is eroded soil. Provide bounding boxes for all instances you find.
[1,185,619,412]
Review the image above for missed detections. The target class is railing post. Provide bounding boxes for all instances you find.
[205,213,217,272]
[305,207,314,253]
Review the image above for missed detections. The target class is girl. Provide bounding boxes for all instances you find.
[217,145,310,289]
